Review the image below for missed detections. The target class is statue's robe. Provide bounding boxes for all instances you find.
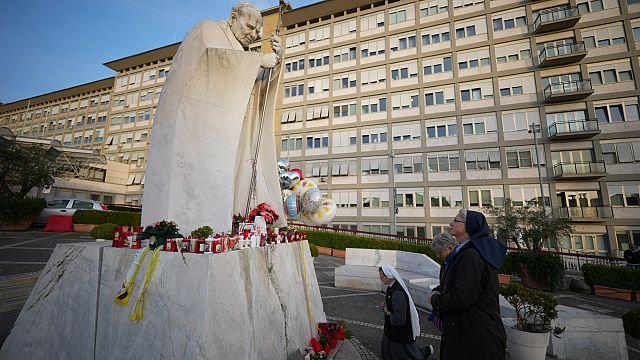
[142,20,286,234]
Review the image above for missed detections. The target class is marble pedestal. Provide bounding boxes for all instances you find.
[0,241,325,360]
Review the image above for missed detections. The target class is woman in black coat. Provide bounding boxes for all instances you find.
[430,209,507,360]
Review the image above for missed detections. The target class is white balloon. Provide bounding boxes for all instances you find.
[307,199,337,225]
[291,179,317,197]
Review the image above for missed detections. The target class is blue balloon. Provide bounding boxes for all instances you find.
[284,194,302,220]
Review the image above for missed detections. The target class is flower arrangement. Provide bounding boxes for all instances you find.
[302,322,348,359]
[137,220,183,250]
[248,202,279,224]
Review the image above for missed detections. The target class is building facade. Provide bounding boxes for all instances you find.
[276,0,640,256]
[2,1,640,255]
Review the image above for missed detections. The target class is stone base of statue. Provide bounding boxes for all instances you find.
[0,241,325,360]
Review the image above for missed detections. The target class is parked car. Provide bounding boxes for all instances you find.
[32,198,109,225]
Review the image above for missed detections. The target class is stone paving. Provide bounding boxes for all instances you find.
[313,254,640,360]
[1,232,639,359]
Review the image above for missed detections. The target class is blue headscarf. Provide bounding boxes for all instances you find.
[465,210,507,269]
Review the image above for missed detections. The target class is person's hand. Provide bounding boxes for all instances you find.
[261,53,279,68]
[270,34,281,57]
[431,291,441,297]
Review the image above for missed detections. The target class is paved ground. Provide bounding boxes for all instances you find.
[313,254,640,360]
[0,230,93,277]
[0,231,639,359]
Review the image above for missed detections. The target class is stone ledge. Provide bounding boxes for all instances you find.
[1,241,325,360]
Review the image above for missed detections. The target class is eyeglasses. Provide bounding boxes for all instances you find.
[452,219,465,223]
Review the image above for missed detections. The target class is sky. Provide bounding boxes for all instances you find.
[0,0,317,104]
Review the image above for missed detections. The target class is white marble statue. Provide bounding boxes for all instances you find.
[142,3,286,234]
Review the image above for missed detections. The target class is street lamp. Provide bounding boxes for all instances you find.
[528,123,551,250]
[389,150,398,236]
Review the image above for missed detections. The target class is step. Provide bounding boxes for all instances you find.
[0,284,34,301]
[0,272,40,289]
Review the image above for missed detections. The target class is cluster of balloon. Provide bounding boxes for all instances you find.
[277,159,337,225]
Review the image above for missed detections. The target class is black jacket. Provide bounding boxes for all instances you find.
[431,244,506,360]
[384,281,414,344]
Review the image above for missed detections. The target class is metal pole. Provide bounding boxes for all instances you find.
[390,150,397,236]
[529,123,551,250]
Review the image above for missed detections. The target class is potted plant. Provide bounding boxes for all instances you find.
[191,225,214,240]
[500,282,564,360]
[486,199,571,292]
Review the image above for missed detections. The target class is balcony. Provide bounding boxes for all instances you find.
[538,42,587,67]
[555,206,613,222]
[552,161,607,179]
[548,119,601,140]
[543,80,593,103]
[533,7,581,34]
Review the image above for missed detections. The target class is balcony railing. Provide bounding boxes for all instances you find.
[538,42,587,67]
[543,80,593,103]
[552,161,606,179]
[555,206,613,220]
[548,119,601,140]
[533,6,580,33]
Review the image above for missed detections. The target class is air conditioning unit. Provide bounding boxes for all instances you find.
[118,144,123,148]
[320,177,327,183]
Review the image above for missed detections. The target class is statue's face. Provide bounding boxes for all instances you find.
[229,7,263,48]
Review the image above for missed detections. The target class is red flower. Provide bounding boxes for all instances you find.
[309,338,322,353]
[248,202,280,224]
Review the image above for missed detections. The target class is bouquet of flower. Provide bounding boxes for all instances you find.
[248,202,280,224]
[317,322,347,349]
[137,220,183,250]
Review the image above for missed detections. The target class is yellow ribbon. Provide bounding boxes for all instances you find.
[114,247,150,306]
[299,241,316,333]
[130,247,162,322]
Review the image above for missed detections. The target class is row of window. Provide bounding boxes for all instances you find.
[284,0,622,50]
[283,60,634,102]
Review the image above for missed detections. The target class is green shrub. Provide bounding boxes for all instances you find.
[500,282,564,336]
[582,263,640,291]
[500,253,514,275]
[309,243,319,257]
[303,230,438,262]
[106,211,141,227]
[89,223,118,240]
[510,251,564,291]
[72,210,108,225]
[191,225,213,239]
[623,309,640,338]
[0,197,45,223]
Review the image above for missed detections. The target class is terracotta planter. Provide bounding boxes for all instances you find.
[498,273,511,285]
[332,249,346,258]
[593,285,633,301]
[316,246,333,256]
[516,264,552,292]
[0,218,34,231]
[73,224,98,233]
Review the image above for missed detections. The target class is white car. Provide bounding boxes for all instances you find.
[33,198,109,225]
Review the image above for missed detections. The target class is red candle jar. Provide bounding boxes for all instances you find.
[212,239,222,253]
[195,239,205,254]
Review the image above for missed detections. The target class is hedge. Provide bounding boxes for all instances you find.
[304,230,438,262]
[582,263,640,291]
[0,197,46,223]
[623,309,640,338]
[73,210,141,227]
[309,243,319,257]
[89,223,118,240]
